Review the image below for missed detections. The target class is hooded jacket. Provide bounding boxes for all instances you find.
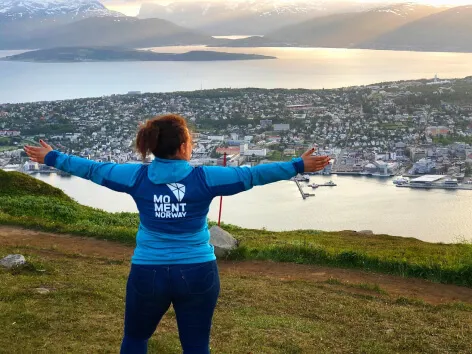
[45,151,305,265]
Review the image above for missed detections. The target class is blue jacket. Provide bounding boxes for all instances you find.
[45,151,305,265]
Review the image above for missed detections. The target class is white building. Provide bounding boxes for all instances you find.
[0,130,20,137]
[274,124,290,132]
[240,144,267,157]
[411,158,436,174]
[207,135,225,142]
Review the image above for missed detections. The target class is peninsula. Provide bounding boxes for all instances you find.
[1,47,276,63]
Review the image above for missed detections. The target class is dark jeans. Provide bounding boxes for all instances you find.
[120,261,220,354]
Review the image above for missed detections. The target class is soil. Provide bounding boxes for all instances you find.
[1,226,471,305]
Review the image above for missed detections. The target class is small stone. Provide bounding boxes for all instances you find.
[359,230,374,235]
[34,288,51,295]
[209,226,239,258]
[0,254,26,269]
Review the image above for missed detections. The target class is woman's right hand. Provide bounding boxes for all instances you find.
[301,148,331,173]
[24,140,54,164]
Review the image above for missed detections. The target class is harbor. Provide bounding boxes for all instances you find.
[4,162,71,177]
[294,179,315,199]
[2,167,471,243]
[394,175,472,191]
[292,174,337,198]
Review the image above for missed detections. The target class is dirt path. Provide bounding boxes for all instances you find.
[1,226,471,305]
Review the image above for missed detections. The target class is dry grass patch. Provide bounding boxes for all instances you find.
[1,244,472,354]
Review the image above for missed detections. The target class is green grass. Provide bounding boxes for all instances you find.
[1,244,471,354]
[1,169,472,287]
[226,229,472,287]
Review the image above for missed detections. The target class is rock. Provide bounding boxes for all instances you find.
[34,288,51,295]
[359,230,374,235]
[0,254,26,269]
[209,226,239,258]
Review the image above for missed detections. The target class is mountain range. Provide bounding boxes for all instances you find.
[215,3,472,53]
[264,3,443,47]
[0,0,216,49]
[0,0,471,53]
[2,17,213,49]
[137,0,387,35]
[361,5,472,52]
[0,0,120,22]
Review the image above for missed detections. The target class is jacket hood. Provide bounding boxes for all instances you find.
[147,158,193,184]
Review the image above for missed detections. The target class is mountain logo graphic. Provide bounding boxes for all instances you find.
[167,183,186,202]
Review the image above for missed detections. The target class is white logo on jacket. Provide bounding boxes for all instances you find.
[153,184,187,219]
[167,183,186,202]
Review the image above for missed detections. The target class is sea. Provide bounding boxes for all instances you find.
[1,46,472,243]
[1,46,472,103]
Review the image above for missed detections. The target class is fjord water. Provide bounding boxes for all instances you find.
[1,46,472,103]
[33,173,472,244]
[2,45,472,243]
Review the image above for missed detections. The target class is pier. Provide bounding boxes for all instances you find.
[294,180,313,199]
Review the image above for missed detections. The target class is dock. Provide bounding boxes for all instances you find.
[397,184,472,191]
[294,180,313,199]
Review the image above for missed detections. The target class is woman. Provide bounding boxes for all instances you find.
[24,114,330,354]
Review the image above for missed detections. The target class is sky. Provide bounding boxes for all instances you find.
[102,0,472,17]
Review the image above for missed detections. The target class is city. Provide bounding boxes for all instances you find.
[1,76,471,185]
[2,0,472,352]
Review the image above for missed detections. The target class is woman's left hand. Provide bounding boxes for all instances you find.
[24,140,53,164]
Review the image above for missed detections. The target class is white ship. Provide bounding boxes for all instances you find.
[393,177,409,185]
[396,175,472,190]
[291,174,310,183]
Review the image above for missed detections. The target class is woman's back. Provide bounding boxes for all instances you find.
[130,160,215,265]
[24,113,330,354]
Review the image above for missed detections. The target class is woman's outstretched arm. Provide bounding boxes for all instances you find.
[202,148,330,197]
[24,141,143,193]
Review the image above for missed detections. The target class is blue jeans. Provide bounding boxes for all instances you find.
[120,261,220,354]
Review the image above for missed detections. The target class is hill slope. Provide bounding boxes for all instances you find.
[0,17,214,49]
[137,0,386,35]
[362,5,472,52]
[0,169,471,286]
[0,0,121,22]
[1,226,471,353]
[0,0,126,49]
[266,4,442,48]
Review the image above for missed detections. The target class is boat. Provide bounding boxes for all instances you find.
[308,184,319,189]
[371,172,395,178]
[325,180,337,187]
[442,178,459,189]
[291,174,310,183]
[57,170,72,177]
[393,177,409,185]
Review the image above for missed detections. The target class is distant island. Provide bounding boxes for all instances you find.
[1,47,276,63]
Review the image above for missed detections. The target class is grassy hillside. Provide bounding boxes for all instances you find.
[1,169,471,287]
[1,241,471,353]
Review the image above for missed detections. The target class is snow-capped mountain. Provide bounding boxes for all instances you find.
[0,0,122,22]
[138,0,385,35]
[363,5,472,52]
[233,3,443,48]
